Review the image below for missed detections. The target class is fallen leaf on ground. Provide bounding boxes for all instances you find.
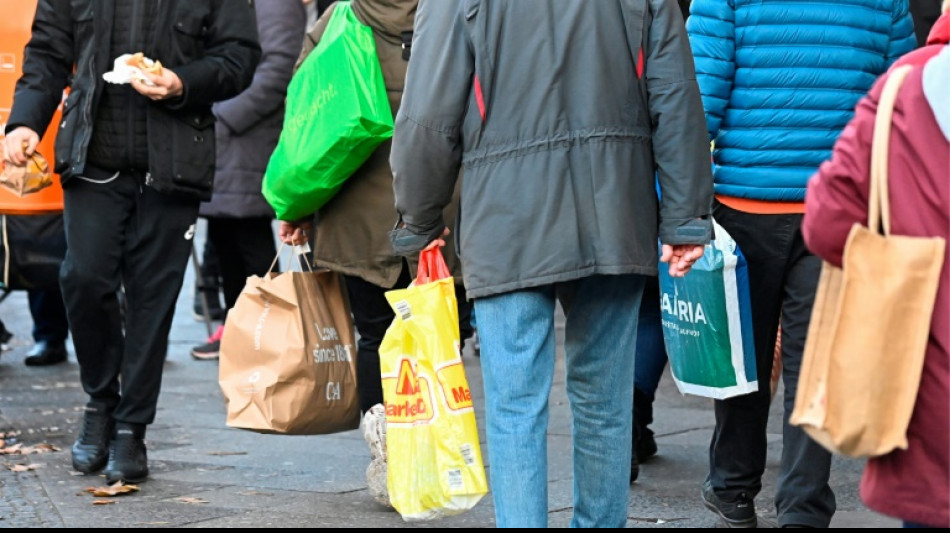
[0,443,23,455]
[238,490,274,497]
[27,443,61,453]
[175,497,209,504]
[206,451,247,456]
[92,500,117,506]
[85,481,140,497]
[8,463,41,472]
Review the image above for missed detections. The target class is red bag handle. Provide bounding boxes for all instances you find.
[416,247,451,285]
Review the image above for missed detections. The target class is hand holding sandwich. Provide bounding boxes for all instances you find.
[130,67,183,101]
[123,54,182,101]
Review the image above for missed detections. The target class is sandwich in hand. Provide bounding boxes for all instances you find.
[126,52,163,76]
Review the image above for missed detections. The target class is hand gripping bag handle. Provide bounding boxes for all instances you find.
[416,247,451,285]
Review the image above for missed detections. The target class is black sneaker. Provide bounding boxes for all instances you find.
[191,325,224,361]
[71,403,115,473]
[24,341,68,366]
[702,482,757,528]
[630,446,640,484]
[104,427,148,484]
[635,424,658,463]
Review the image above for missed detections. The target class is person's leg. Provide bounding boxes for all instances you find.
[475,286,557,528]
[194,233,224,321]
[24,286,70,365]
[61,178,133,408]
[456,283,475,346]
[705,205,790,523]
[28,287,69,345]
[558,274,644,528]
[344,266,412,413]
[224,217,277,310]
[633,276,665,464]
[115,185,200,429]
[775,224,835,528]
[60,176,134,473]
[206,217,276,313]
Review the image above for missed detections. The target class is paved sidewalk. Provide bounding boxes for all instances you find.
[0,223,899,528]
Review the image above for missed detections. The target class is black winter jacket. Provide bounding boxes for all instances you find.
[6,0,261,200]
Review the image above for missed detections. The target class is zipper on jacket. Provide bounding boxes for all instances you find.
[77,55,96,174]
[1,215,9,288]
[128,0,143,173]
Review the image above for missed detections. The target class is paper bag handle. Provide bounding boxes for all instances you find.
[267,242,313,274]
[868,65,912,237]
[416,247,451,285]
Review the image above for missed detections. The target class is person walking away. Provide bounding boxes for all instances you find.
[630,0,696,483]
[191,0,306,361]
[2,0,260,484]
[387,0,713,527]
[686,0,916,527]
[803,2,950,528]
[278,0,473,508]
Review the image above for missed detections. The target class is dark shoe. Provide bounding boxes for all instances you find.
[0,324,13,352]
[71,403,115,473]
[635,424,658,463]
[191,325,224,361]
[702,482,757,528]
[630,447,640,484]
[633,388,658,462]
[104,427,148,484]
[24,341,67,366]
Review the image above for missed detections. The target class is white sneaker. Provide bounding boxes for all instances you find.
[362,404,391,508]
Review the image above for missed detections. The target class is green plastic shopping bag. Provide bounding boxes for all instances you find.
[263,1,393,221]
[658,219,758,400]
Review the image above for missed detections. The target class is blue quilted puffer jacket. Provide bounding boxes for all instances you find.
[687,0,916,202]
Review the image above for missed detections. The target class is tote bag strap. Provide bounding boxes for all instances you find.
[869,65,913,236]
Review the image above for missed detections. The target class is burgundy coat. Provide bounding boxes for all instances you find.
[802,23,950,527]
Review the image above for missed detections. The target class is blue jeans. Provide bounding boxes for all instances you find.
[474,274,646,528]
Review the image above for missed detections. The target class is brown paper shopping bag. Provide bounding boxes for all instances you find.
[0,151,53,197]
[218,247,360,435]
[790,66,946,458]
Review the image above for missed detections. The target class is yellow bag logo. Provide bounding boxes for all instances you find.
[436,361,474,412]
[382,359,434,424]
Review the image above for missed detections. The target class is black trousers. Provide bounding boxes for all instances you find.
[28,287,69,344]
[344,265,474,414]
[707,203,834,528]
[61,173,199,427]
[206,217,276,311]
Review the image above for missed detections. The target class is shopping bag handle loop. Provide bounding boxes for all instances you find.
[416,247,451,285]
[268,241,314,274]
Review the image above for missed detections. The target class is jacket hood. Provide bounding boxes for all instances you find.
[927,13,950,45]
[923,46,950,141]
[352,0,416,45]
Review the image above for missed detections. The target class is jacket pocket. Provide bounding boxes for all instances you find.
[168,7,210,62]
[169,112,216,191]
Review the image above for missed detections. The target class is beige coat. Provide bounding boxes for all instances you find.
[298,0,463,289]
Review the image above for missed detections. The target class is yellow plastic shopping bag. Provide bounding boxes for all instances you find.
[379,248,488,521]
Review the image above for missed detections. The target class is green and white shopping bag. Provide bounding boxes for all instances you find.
[658,219,758,400]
